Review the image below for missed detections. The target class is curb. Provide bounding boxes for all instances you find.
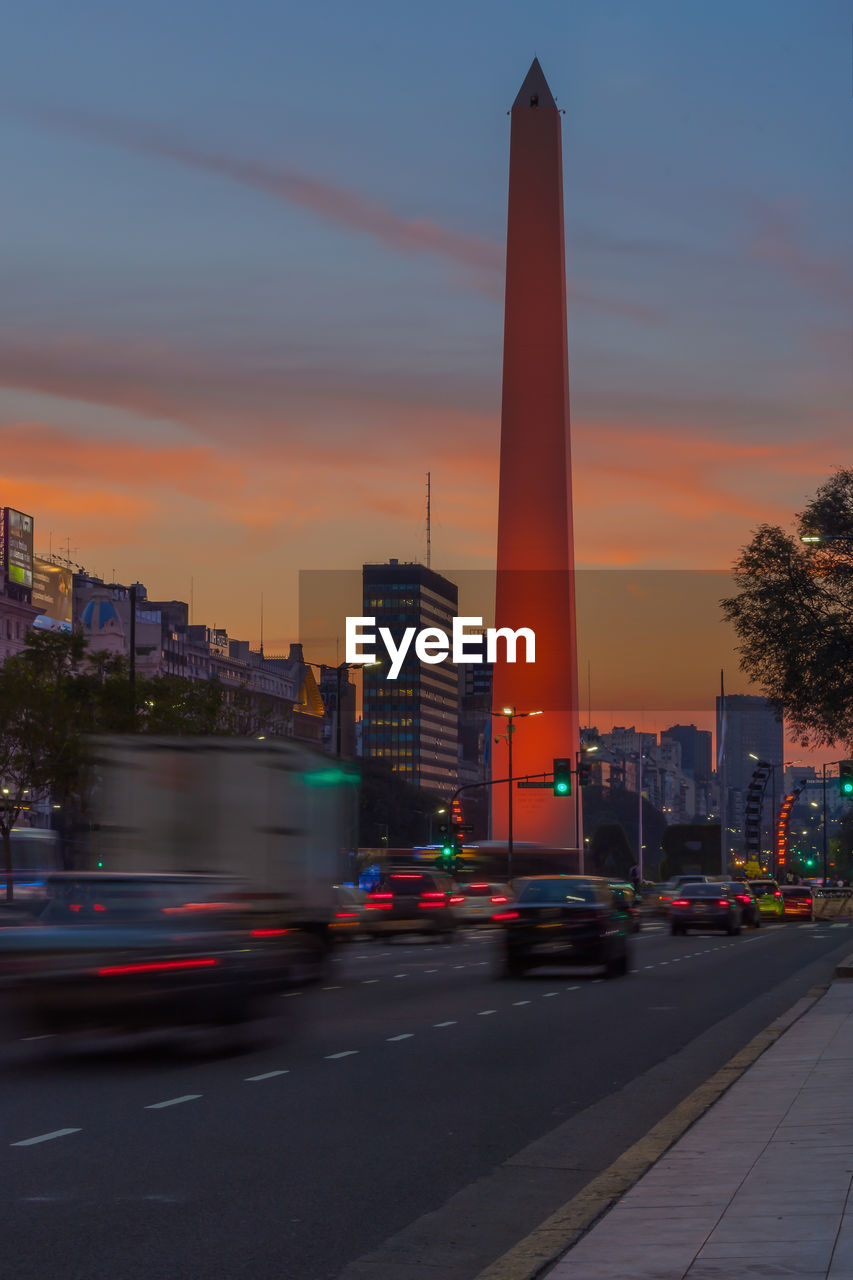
[473,982,829,1280]
[835,951,853,978]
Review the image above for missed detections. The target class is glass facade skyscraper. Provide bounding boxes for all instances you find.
[362,561,459,796]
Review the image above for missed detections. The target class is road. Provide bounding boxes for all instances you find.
[1,919,851,1280]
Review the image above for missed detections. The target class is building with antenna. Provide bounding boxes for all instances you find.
[362,560,459,796]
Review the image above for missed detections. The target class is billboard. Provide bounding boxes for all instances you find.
[1,508,34,588]
[32,557,73,625]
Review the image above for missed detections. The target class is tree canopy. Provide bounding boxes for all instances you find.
[721,469,853,752]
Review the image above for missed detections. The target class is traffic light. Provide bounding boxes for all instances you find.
[577,759,592,787]
[553,758,571,797]
[840,763,853,799]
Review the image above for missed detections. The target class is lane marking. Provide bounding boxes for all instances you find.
[434,1021,457,1027]
[565,985,580,991]
[326,1051,358,1060]
[512,1000,531,1006]
[321,985,342,991]
[20,1034,54,1042]
[478,1009,497,1016]
[245,1070,289,1082]
[362,979,379,984]
[11,1128,80,1147]
[425,969,439,973]
[393,974,408,979]
[542,992,559,998]
[280,991,301,998]
[145,1095,201,1110]
[387,1034,414,1042]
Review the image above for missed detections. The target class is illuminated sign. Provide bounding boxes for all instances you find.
[32,557,73,624]
[1,508,34,588]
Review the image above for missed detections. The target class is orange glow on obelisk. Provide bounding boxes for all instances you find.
[491,59,580,850]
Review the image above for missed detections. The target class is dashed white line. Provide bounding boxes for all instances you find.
[542,991,559,997]
[11,1128,80,1147]
[20,1034,54,1042]
[425,969,439,973]
[565,985,580,991]
[434,1021,457,1027]
[280,991,301,998]
[145,1095,202,1110]
[321,985,342,991]
[362,979,379,984]
[512,1000,531,1006]
[478,1009,497,1016]
[393,974,408,979]
[387,1034,414,1042]
[245,1070,289,1082]
[326,1051,358,1060]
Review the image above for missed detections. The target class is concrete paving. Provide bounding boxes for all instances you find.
[547,970,853,1279]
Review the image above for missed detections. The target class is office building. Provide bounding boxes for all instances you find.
[362,560,459,796]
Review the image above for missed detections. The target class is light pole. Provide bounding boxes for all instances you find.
[428,807,446,846]
[577,744,599,875]
[491,707,542,883]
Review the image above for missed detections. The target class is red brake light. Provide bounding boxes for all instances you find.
[93,904,106,911]
[805,898,813,905]
[718,900,730,907]
[774,891,782,899]
[735,894,749,902]
[97,958,219,976]
[419,901,445,910]
[469,883,489,890]
[421,891,445,898]
[671,899,690,907]
[493,910,519,921]
[335,911,359,919]
[448,895,465,905]
[251,928,291,936]
[490,895,508,904]
[68,904,83,913]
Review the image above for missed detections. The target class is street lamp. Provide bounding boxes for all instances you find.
[491,707,542,882]
[576,743,599,874]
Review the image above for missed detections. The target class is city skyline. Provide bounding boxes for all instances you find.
[3,3,850,651]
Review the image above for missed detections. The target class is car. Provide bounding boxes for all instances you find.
[669,883,743,935]
[364,871,458,942]
[609,881,642,932]
[723,882,761,927]
[452,882,514,926]
[657,876,714,915]
[780,885,814,920]
[496,876,631,979]
[748,879,785,920]
[330,886,368,940]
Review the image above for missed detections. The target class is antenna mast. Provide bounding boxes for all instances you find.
[426,471,431,569]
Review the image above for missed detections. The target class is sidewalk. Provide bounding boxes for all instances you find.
[546,973,853,1279]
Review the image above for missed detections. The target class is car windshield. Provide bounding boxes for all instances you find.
[518,880,600,905]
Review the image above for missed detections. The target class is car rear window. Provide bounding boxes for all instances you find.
[460,884,497,898]
[749,882,777,894]
[781,887,812,898]
[518,880,601,905]
[382,874,438,894]
[681,884,727,898]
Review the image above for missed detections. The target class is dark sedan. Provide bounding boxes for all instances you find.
[497,876,631,979]
[670,883,742,936]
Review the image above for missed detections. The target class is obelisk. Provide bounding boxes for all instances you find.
[491,59,580,851]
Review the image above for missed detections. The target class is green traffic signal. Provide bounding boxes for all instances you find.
[552,758,572,797]
[840,763,853,798]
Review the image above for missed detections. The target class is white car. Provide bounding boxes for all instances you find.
[452,882,514,926]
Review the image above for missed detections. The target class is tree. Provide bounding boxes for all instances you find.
[358,760,444,849]
[588,823,634,880]
[721,469,853,752]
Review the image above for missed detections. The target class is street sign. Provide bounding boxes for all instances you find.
[517,781,550,789]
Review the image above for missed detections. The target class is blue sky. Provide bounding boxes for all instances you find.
[1,0,850,647]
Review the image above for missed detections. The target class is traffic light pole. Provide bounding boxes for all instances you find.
[823,761,828,885]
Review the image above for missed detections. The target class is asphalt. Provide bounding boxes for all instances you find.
[1,919,852,1279]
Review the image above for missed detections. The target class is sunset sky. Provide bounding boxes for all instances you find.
[2,0,851,743]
